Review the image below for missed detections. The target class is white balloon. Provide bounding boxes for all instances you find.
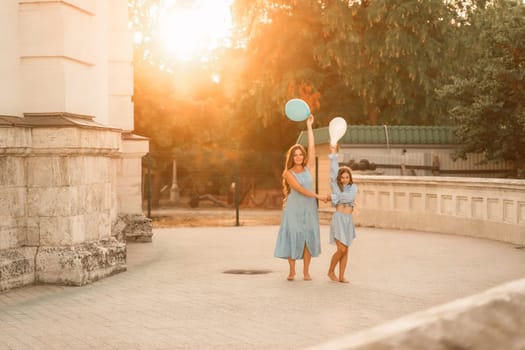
[328,117,347,147]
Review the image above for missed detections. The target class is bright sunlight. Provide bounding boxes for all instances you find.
[155,0,234,62]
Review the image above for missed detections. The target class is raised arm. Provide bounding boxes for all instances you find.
[306,115,315,167]
[329,145,340,195]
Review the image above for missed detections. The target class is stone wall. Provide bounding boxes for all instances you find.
[318,172,525,246]
[0,121,128,291]
[308,278,525,350]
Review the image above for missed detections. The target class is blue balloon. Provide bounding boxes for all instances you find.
[285,99,310,122]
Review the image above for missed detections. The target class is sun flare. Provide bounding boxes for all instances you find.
[155,0,234,62]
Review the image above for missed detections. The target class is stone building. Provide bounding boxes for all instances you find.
[1,1,150,292]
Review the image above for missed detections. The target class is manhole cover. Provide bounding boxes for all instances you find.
[223,269,272,275]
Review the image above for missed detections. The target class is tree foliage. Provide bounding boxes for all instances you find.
[129,0,525,182]
[130,0,240,190]
[231,0,458,126]
[438,0,525,175]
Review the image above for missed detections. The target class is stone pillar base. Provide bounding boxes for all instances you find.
[35,238,126,286]
[0,247,37,292]
[113,214,153,243]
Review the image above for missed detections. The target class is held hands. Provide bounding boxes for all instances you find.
[317,194,330,203]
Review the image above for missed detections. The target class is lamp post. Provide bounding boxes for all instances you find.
[170,157,180,203]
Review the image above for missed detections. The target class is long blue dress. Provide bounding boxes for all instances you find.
[274,167,321,259]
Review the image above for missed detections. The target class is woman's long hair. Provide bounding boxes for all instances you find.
[337,166,353,192]
[282,144,307,206]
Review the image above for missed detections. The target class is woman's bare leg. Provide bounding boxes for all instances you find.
[287,258,296,281]
[303,245,312,280]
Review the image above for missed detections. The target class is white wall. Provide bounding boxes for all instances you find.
[19,2,97,116]
[0,2,21,117]
[106,0,134,131]
[320,175,525,246]
[7,0,133,129]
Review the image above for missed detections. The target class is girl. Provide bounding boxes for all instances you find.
[327,143,358,283]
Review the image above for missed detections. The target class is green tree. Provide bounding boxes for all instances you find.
[130,0,243,192]
[322,0,457,125]
[438,1,525,176]
[230,0,327,146]
[231,0,458,126]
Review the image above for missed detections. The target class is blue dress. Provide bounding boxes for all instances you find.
[274,167,321,259]
[329,154,358,246]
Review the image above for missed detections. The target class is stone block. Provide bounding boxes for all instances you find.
[0,126,32,151]
[35,212,113,247]
[84,212,111,241]
[35,238,126,286]
[79,183,104,213]
[26,217,40,246]
[30,128,120,152]
[0,218,20,250]
[39,216,76,246]
[0,247,37,291]
[120,136,149,155]
[76,184,113,214]
[75,157,111,184]
[112,214,152,243]
[27,186,77,217]
[0,187,26,217]
[118,193,143,215]
[0,156,26,186]
[27,156,69,187]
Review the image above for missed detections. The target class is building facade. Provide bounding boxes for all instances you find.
[0,1,150,291]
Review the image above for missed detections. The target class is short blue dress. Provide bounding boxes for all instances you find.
[329,154,358,246]
[274,167,321,259]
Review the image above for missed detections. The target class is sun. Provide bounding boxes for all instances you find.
[155,0,234,62]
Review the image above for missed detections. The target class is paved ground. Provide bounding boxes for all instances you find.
[1,224,525,349]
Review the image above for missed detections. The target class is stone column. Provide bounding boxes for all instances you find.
[113,133,152,243]
[27,120,126,286]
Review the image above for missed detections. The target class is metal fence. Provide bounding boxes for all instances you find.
[141,147,517,217]
[141,151,287,216]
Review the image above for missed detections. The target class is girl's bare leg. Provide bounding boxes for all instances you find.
[303,245,312,280]
[328,240,347,281]
[327,252,341,281]
[287,258,296,281]
[339,250,349,283]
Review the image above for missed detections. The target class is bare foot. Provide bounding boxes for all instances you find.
[339,278,350,283]
[287,273,295,281]
[327,272,338,282]
[303,273,312,281]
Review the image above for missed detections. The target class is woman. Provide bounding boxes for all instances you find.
[274,114,329,281]
[327,143,358,283]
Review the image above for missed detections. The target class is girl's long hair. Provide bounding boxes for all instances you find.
[337,166,353,192]
[282,144,307,206]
